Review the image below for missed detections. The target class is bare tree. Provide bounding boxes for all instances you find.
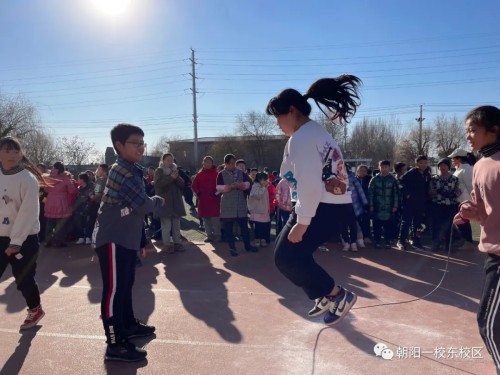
[206,134,245,166]
[433,115,467,158]
[347,117,401,164]
[0,93,40,138]
[395,126,434,164]
[149,134,184,157]
[22,128,61,166]
[237,111,279,168]
[314,115,345,142]
[58,136,99,166]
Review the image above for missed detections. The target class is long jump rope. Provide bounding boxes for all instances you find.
[311,222,470,374]
[352,221,460,311]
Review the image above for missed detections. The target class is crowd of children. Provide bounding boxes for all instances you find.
[1,104,500,370]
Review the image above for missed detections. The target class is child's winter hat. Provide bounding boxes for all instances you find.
[437,158,451,169]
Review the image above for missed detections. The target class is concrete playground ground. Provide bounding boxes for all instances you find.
[0,221,497,375]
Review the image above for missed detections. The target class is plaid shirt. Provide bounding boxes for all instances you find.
[348,172,368,217]
[102,158,146,210]
[94,158,162,250]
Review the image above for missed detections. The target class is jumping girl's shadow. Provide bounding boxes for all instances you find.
[163,244,242,343]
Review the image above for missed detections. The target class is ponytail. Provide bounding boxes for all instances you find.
[465,152,477,166]
[22,156,47,186]
[266,74,362,123]
[305,74,362,123]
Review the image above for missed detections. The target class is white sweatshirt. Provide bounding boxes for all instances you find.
[453,162,473,203]
[0,167,40,249]
[279,120,352,225]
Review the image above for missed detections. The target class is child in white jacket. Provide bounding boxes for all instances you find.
[248,172,271,247]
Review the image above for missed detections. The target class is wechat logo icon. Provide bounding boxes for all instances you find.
[374,343,394,360]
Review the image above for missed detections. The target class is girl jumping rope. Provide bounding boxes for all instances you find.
[266,75,362,325]
[0,136,46,329]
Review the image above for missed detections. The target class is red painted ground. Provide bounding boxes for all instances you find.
[0,236,496,375]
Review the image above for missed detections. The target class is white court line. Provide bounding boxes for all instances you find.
[0,279,281,296]
[0,328,307,351]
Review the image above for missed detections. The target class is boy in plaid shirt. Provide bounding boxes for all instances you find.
[93,124,164,362]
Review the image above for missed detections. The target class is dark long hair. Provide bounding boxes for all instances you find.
[266,74,362,123]
[457,153,477,166]
[0,136,46,185]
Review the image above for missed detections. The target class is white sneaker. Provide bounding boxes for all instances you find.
[342,243,350,252]
[308,297,332,317]
[85,237,92,245]
[75,238,85,245]
[351,243,358,252]
[356,239,365,248]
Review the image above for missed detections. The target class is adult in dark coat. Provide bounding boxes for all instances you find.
[154,153,186,252]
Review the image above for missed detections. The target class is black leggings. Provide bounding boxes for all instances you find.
[477,254,500,373]
[0,235,41,309]
[274,203,353,300]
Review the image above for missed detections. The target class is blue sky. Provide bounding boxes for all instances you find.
[1,0,499,155]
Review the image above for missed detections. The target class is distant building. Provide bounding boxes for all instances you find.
[168,135,288,173]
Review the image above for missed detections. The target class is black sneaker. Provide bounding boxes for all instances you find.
[229,249,238,256]
[374,242,382,249]
[245,245,258,253]
[411,239,424,249]
[124,319,155,339]
[105,341,147,362]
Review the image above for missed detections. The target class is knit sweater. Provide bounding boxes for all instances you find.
[216,168,250,219]
[279,120,351,225]
[0,167,40,250]
[429,174,461,206]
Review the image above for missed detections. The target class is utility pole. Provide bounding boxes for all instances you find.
[415,105,425,155]
[189,48,198,165]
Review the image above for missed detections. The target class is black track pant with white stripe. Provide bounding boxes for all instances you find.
[96,243,137,345]
[478,253,500,374]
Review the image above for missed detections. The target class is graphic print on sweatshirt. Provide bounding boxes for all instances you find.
[320,143,348,187]
[281,141,349,201]
[282,171,298,200]
[2,195,13,204]
[2,194,12,225]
